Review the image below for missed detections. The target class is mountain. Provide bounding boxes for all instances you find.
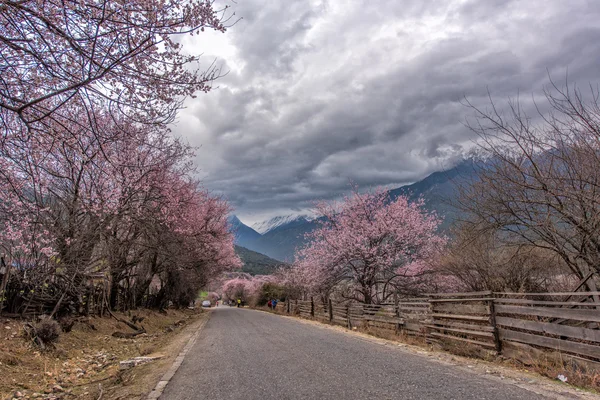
[252,214,313,234]
[248,217,320,262]
[230,215,316,262]
[228,215,261,249]
[388,159,476,230]
[235,245,287,275]
[231,160,477,263]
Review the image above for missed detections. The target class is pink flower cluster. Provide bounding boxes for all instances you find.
[0,1,240,308]
[287,187,447,303]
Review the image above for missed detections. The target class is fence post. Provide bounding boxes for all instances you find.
[328,298,333,322]
[425,296,434,342]
[488,298,502,354]
[394,298,401,335]
[346,303,352,329]
[347,303,352,329]
[361,303,366,330]
[310,296,314,317]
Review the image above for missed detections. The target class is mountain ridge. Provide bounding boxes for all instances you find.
[230,160,476,262]
[251,214,313,235]
[228,215,261,249]
[235,245,287,275]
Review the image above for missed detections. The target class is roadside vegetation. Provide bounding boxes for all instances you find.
[0,2,240,319]
[0,308,206,399]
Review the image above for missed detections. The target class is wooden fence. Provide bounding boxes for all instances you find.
[268,291,600,369]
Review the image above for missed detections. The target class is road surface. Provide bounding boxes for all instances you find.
[161,307,549,399]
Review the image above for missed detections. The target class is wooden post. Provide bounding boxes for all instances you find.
[310,296,314,317]
[347,304,352,329]
[328,298,333,322]
[488,298,502,354]
[394,299,401,335]
[426,296,435,342]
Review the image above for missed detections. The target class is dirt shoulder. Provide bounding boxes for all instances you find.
[0,308,210,400]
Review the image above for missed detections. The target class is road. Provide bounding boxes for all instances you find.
[160,307,549,400]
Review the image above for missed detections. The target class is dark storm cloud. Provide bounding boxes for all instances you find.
[176,0,600,223]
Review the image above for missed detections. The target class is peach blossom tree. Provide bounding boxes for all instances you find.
[292,188,447,303]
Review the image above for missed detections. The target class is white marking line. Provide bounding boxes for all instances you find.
[147,316,209,399]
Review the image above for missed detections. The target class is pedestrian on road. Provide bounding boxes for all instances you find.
[237,298,241,308]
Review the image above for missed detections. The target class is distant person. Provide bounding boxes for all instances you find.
[237,298,241,308]
[273,299,278,310]
[267,300,272,309]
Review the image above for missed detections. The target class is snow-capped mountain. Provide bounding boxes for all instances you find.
[251,214,313,235]
[227,215,261,249]
[229,160,477,263]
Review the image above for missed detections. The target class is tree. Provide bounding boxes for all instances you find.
[460,82,600,292]
[0,103,241,314]
[292,188,447,303]
[0,0,241,316]
[255,282,285,306]
[221,277,259,304]
[0,0,231,128]
[436,224,564,293]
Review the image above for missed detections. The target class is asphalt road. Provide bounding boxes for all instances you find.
[160,307,548,400]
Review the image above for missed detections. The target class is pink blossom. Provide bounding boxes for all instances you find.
[287,187,447,303]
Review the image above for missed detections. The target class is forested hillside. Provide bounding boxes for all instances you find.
[235,245,287,275]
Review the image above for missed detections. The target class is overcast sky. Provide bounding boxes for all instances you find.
[174,0,600,225]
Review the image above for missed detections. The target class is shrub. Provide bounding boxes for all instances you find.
[139,344,156,356]
[35,316,61,345]
[58,316,75,333]
[256,282,285,306]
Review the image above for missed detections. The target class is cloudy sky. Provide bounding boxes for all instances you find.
[174,0,600,225]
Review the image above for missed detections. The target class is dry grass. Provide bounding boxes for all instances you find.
[357,324,428,347]
[529,357,600,391]
[503,349,600,392]
[432,338,496,362]
[0,308,205,399]
[0,351,20,366]
[138,344,157,356]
